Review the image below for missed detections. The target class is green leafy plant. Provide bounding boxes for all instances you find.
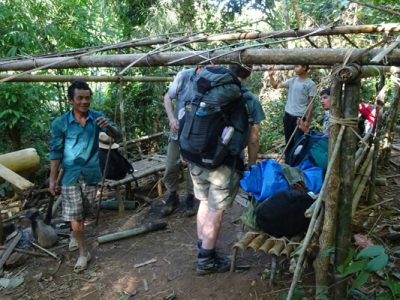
[337,245,399,300]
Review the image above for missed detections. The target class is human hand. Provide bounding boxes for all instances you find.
[49,179,61,196]
[268,66,275,77]
[96,116,110,128]
[297,118,310,133]
[169,118,179,135]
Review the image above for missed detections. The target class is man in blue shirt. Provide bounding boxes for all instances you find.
[49,80,119,273]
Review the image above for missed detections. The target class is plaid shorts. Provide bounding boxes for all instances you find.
[61,183,97,221]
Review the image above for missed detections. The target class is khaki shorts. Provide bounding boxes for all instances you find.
[189,164,240,210]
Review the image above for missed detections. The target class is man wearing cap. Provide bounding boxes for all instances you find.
[49,80,120,273]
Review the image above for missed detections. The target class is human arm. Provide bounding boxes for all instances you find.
[49,160,61,196]
[164,93,179,135]
[247,123,261,166]
[268,67,285,89]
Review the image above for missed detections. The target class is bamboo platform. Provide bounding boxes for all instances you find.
[231,232,302,285]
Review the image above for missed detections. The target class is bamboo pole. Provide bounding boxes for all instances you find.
[0,74,173,82]
[1,24,398,65]
[287,125,345,300]
[352,148,374,215]
[334,68,361,300]
[371,36,400,63]
[313,78,343,294]
[97,221,167,243]
[1,49,400,71]
[253,65,392,78]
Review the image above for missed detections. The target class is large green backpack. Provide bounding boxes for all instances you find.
[179,66,250,170]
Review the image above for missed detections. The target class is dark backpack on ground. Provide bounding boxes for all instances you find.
[287,131,329,171]
[99,148,134,180]
[179,66,250,170]
[255,189,314,238]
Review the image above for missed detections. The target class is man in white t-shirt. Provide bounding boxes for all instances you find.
[268,65,317,160]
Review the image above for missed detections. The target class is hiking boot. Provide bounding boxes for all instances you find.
[160,193,179,217]
[183,194,196,217]
[196,254,231,275]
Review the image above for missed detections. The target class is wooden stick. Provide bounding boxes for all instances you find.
[95,136,114,226]
[134,258,157,268]
[14,248,47,257]
[358,198,394,213]
[31,242,59,260]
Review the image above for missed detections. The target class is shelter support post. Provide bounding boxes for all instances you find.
[313,77,343,295]
[333,67,361,300]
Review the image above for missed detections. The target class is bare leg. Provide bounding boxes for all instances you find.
[197,200,208,241]
[201,206,224,250]
[71,220,86,257]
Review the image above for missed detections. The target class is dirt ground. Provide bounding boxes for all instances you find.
[1,138,400,300]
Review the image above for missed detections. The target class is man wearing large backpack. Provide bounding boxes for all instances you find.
[181,64,265,275]
[161,67,200,217]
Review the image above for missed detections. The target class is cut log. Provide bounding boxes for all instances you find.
[97,221,167,244]
[0,164,34,191]
[0,148,40,176]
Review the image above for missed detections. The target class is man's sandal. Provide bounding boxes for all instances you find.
[74,252,91,273]
[69,237,79,252]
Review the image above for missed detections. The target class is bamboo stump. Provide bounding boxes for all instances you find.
[115,186,125,217]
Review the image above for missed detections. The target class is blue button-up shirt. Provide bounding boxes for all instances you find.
[49,109,115,185]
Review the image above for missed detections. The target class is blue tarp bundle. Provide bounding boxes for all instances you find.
[240,159,323,202]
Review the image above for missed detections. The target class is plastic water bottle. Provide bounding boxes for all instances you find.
[221,126,234,144]
[196,102,207,116]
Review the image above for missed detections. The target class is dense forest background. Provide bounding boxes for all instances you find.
[0,0,399,179]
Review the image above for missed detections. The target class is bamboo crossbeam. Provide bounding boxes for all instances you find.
[1,49,400,72]
[0,74,173,83]
[1,24,398,65]
[253,65,393,78]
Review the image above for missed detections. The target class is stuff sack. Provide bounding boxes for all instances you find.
[287,131,329,170]
[99,148,134,180]
[255,189,314,238]
[179,66,249,170]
